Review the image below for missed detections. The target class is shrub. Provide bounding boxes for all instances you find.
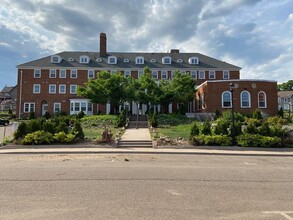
[27,119,42,133]
[8,109,12,114]
[252,109,262,119]
[201,120,211,135]
[117,110,127,127]
[243,121,258,134]
[149,113,158,128]
[72,120,84,139]
[192,135,232,146]
[43,111,51,119]
[278,107,284,118]
[258,121,271,136]
[214,109,221,119]
[21,131,54,145]
[190,122,200,137]
[77,111,85,119]
[43,120,56,134]
[54,131,76,143]
[56,122,69,133]
[14,122,28,139]
[267,116,287,126]
[214,119,228,135]
[29,112,35,120]
[237,134,281,147]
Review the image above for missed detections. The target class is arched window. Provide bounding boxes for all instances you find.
[222,91,232,108]
[241,91,251,108]
[258,91,267,108]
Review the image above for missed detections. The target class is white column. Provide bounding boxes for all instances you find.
[106,103,111,114]
[169,103,172,113]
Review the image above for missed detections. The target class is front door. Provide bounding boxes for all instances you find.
[42,102,48,115]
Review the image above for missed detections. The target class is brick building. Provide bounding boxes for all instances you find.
[16,33,278,118]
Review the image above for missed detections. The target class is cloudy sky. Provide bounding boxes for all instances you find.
[0,0,292,89]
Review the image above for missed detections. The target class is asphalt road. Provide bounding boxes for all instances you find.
[0,153,292,220]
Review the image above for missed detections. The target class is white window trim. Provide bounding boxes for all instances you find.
[54,102,61,113]
[70,85,77,94]
[59,69,66,78]
[33,84,41,94]
[161,70,167,79]
[88,70,94,79]
[59,84,66,94]
[68,57,74,62]
[80,55,90,64]
[199,70,205,79]
[177,59,183,63]
[152,70,158,79]
[135,56,144,64]
[124,59,129,63]
[188,57,199,65]
[222,91,232,108]
[162,56,172,64]
[49,84,56,94]
[71,69,77,78]
[96,58,102,62]
[108,56,117,64]
[241,91,251,108]
[70,99,93,115]
[223,70,230,79]
[124,70,131,77]
[24,102,35,113]
[49,69,56,78]
[51,55,62,63]
[34,69,41,78]
[138,70,144,78]
[191,70,197,79]
[258,91,267,108]
[209,70,216,79]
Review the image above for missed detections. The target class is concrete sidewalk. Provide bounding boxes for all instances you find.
[0,144,292,156]
[121,128,151,140]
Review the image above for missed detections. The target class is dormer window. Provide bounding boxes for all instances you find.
[68,57,74,62]
[177,59,183,63]
[162,56,171,64]
[150,59,156,63]
[108,56,117,64]
[135,56,144,64]
[124,59,129,63]
[80,55,90,64]
[188,57,199,64]
[96,58,102,62]
[51,55,62,63]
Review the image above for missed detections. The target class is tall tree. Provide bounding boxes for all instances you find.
[77,71,126,114]
[158,80,174,113]
[278,80,293,91]
[171,71,196,114]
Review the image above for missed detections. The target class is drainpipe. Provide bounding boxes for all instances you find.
[18,70,23,118]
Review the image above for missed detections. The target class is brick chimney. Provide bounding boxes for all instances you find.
[100,32,107,56]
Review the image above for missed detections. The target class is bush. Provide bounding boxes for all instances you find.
[243,121,258,134]
[190,122,200,137]
[77,111,85,119]
[237,134,281,147]
[81,115,118,128]
[21,131,54,145]
[43,111,51,119]
[201,120,211,135]
[267,116,287,125]
[72,120,84,139]
[14,122,28,139]
[214,109,221,119]
[149,113,158,128]
[56,122,69,133]
[214,119,228,135]
[43,120,56,134]
[27,119,42,133]
[117,110,127,127]
[258,121,271,136]
[278,108,284,118]
[29,112,35,120]
[54,131,76,143]
[252,109,262,119]
[192,135,232,146]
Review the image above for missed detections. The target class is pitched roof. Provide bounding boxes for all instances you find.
[278,91,293,98]
[18,51,241,70]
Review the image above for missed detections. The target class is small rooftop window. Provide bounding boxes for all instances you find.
[177,59,183,63]
[68,57,74,62]
[162,56,171,64]
[124,59,129,63]
[188,57,199,64]
[96,58,103,62]
[51,55,62,63]
[150,59,156,63]
[135,56,144,64]
[108,56,117,64]
[80,55,90,64]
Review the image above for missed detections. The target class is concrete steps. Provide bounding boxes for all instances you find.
[117,140,153,148]
[128,121,148,128]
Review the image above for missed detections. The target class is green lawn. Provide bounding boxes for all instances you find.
[83,127,124,140]
[156,124,195,140]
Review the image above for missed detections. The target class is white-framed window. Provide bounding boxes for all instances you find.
[223,70,230,79]
[150,59,156,63]
[162,56,171,64]
[80,55,90,64]
[135,56,144,64]
[188,57,199,64]
[138,69,144,78]
[70,85,77,94]
[171,70,175,79]
[24,102,35,113]
[108,56,117,64]
[177,59,183,63]
[191,70,197,79]
[152,70,158,79]
[59,69,66,78]
[88,70,94,79]
[199,70,205,79]
[258,91,267,108]
[124,59,129,63]
[54,102,61,113]
[70,100,93,115]
[49,84,56,94]
[96,58,102,62]
[124,70,131,77]
[34,69,41,78]
[222,91,232,108]
[71,69,77,78]
[50,69,56,78]
[161,70,167,79]
[209,70,216,79]
[68,57,74,62]
[241,91,251,108]
[51,55,61,63]
[59,84,66,94]
[33,84,40,94]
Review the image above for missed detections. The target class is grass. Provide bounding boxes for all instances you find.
[156,123,195,140]
[83,127,124,140]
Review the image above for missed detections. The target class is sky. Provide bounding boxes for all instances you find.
[0,0,293,89]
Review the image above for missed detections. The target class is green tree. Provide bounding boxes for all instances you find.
[158,80,174,113]
[77,71,127,114]
[278,80,293,91]
[171,72,196,114]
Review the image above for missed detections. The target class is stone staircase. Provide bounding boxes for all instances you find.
[127,115,148,128]
[117,140,153,148]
